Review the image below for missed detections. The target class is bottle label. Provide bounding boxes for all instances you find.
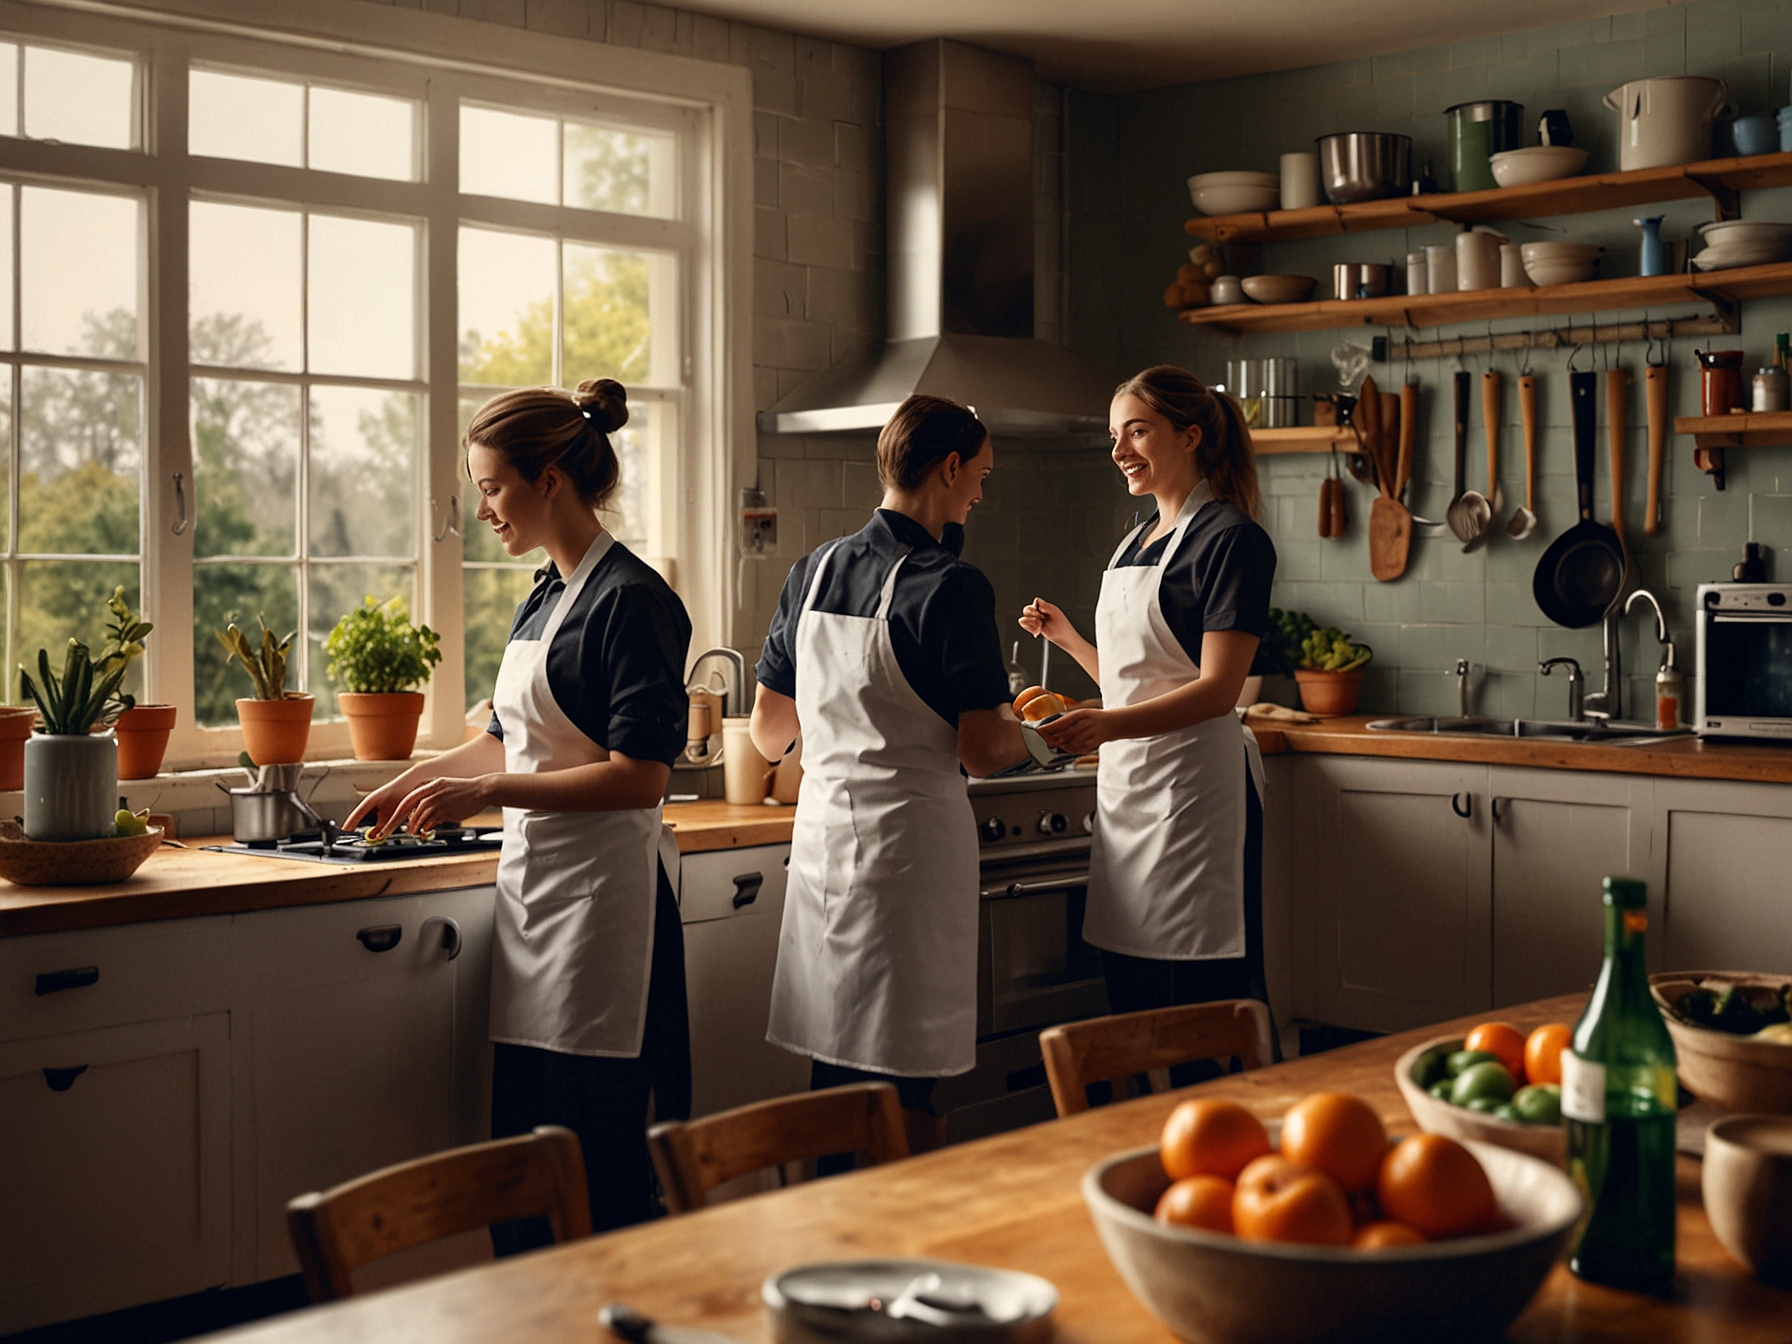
[1624,911,1648,934]
[1562,1052,1606,1123]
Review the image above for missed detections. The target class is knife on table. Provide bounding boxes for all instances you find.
[599,1303,736,1344]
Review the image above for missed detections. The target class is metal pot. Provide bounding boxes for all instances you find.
[1316,133,1411,204]
[217,764,330,843]
[1332,263,1392,300]
[1604,77,1730,170]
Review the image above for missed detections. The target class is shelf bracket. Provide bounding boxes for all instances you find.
[1685,172,1741,221]
[1692,441,1728,489]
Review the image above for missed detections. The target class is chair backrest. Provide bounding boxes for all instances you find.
[648,1082,909,1214]
[285,1125,590,1301]
[1039,998,1275,1117]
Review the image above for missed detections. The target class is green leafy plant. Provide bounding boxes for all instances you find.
[216,615,297,700]
[16,586,148,734]
[324,596,443,695]
[1299,626,1373,673]
[1255,607,1317,677]
[99,586,153,678]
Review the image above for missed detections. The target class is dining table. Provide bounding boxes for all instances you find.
[206,993,1792,1343]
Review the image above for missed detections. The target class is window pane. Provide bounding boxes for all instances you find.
[308,214,416,379]
[0,184,12,351]
[23,46,135,150]
[21,187,140,358]
[189,68,302,167]
[458,227,554,385]
[308,386,418,558]
[0,45,17,138]
[190,202,302,370]
[19,368,141,554]
[462,565,535,711]
[0,380,10,553]
[608,400,652,547]
[563,244,652,385]
[16,562,140,699]
[308,563,412,713]
[310,86,417,181]
[461,104,557,204]
[192,378,298,557]
[565,121,675,218]
[193,565,297,726]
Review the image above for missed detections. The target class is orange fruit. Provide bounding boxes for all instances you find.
[1155,1175,1236,1233]
[1232,1154,1353,1246]
[1376,1134,1496,1240]
[1160,1098,1271,1182]
[1020,692,1066,722]
[1013,686,1047,714]
[1280,1092,1387,1195]
[1524,1023,1573,1087]
[1352,1220,1427,1249]
[1463,1022,1528,1085]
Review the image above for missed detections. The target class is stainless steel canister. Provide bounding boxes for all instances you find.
[1260,358,1300,427]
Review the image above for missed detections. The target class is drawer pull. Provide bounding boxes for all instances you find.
[356,924,403,953]
[731,872,763,909]
[1451,792,1473,819]
[420,915,462,961]
[35,966,100,996]
[43,1065,88,1092]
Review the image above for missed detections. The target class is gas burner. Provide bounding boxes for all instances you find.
[208,826,505,865]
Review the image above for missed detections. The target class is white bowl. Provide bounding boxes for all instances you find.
[1239,274,1317,304]
[1693,243,1792,271]
[1490,146,1589,187]
[1188,171,1281,215]
[1697,220,1792,245]
[1521,241,1600,286]
[1083,1136,1582,1344]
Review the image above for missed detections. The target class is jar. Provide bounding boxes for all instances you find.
[1695,349,1745,416]
[1406,251,1427,296]
[1752,366,1789,413]
[1655,660,1682,733]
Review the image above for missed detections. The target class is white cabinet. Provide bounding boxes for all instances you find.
[1649,778,1792,975]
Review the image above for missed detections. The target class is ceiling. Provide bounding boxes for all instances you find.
[686,0,1680,93]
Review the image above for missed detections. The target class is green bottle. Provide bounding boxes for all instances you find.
[1563,876,1677,1289]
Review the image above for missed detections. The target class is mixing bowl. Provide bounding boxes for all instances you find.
[1316,133,1411,204]
[1490,146,1589,187]
[1188,171,1280,215]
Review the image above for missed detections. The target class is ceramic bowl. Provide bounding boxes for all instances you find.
[0,820,165,886]
[1520,241,1601,286]
[1696,220,1792,246]
[1394,1036,1568,1168]
[1240,274,1317,304]
[1650,971,1792,1114]
[763,1258,1057,1343]
[1490,146,1589,187]
[1209,274,1247,305]
[1702,1115,1792,1278]
[1188,171,1281,215]
[1083,1134,1582,1344]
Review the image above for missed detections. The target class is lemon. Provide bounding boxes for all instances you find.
[1753,1022,1792,1044]
[115,808,148,836]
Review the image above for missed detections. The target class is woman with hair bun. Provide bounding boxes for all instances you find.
[346,376,692,1238]
[1020,366,1277,1059]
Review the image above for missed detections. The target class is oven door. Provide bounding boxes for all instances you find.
[977,864,1108,1037]
[1699,612,1792,736]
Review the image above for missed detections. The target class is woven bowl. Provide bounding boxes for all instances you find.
[1394,1036,1568,1168]
[1650,971,1792,1114]
[0,819,165,886]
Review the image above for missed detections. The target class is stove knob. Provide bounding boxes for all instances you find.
[979,815,1007,845]
[1082,811,1096,835]
[1037,811,1068,836]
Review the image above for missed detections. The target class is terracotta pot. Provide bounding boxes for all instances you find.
[116,703,178,779]
[337,691,426,761]
[0,708,35,791]
[237,694,315,766]
[1293,667,1366,717]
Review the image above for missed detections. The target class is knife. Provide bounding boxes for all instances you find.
[599,1303,736,1344]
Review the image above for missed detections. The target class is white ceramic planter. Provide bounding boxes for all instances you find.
[24,733,118,841]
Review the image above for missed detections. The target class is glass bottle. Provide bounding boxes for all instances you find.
[1563,876,1678,1289]
[1654,645,1682,732]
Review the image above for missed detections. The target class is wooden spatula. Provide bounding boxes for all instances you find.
[1368,379,1412,581]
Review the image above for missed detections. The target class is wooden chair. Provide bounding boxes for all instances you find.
[285,1125,590,1302]
[1039,998,1275,1117]
[648,1082,909,1214]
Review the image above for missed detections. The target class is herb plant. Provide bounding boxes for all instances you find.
[324,596,442,695]
[217,615,297,700]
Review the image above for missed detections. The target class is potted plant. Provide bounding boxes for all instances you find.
[0,703,33,792]
[17,637,133,840]
[98,588,177,780]
[323,595,443,761]
[217,616,314,765]
[1292,626,1373,717]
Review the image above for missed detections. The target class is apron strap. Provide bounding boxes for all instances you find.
[874,549,911,620]
[798,540,844,619]
[1106,479,1217,571]
[535,530,616,644]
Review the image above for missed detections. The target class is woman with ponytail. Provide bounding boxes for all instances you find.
[346,376,692,1237]
[1019,366,1277,1054]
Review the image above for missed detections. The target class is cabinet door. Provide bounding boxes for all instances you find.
[1488,767,1652,1008]
[0,1014,231,1334]
[1295,757,1491,1033]
[1650,779,1792,974]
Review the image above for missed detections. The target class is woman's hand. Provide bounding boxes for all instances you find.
[343,775,415,835]
[1019,596,1076,645]
[364,774,495,841]
[1036,706,1117,755]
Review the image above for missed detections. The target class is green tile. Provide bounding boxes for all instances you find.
[1559,40,1647,92]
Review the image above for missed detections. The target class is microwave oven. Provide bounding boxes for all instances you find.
[1696,583,1792,739]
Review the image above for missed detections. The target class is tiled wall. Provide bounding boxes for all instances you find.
[1066,0,1792,720]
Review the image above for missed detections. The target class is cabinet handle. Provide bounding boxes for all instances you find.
[35,966,100,996]
[356,924,403,953]
[1491,797,1506,823]
[420,915,462,961]
[43,1065,88,1092]
[731,872,763,909]
[1451,792,1473,819]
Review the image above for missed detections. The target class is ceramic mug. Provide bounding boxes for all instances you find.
[1279,152,1320,210]
[722,717,773,804]
[1702,1115,1792,1277]
[1731,114,1778,157]
[1456,227,1505,291]
[1424,244,1457,294]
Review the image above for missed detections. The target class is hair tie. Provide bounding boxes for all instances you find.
[580,407,593,422]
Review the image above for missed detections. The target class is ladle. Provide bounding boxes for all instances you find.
[1447,370,1492,550]
[1508,374,1540,539]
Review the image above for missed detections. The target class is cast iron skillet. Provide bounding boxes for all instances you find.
[1532,370,1625,628]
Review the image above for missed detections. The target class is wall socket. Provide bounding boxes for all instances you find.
[740,485,778,553]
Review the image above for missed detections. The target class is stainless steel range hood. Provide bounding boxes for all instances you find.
[757,39,1119,438]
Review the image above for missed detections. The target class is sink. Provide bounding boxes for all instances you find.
[1366,717,1691,744]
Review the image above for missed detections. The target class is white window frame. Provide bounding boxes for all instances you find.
[0,0,753,769]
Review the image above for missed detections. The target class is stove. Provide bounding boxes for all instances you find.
[207,826,505,865]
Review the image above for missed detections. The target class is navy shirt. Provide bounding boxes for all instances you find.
[1114,500,1277,664]
[487,538,691,767]
[756,510,1012,728]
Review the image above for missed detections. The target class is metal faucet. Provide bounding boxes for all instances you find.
[1581,588,1670,723]
[688,647,747,719]
[1539,657,1585,722]
[1454,659,1471,718]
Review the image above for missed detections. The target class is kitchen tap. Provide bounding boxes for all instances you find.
[1580,587,1670,723]
[688,647,747,719]
[1539,657,1585,722]
[1454,659,1472,718]
[1624,588,1669,646]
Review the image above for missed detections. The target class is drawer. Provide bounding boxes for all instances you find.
[229,891,470,997]
[0,918,231,1044]
[679,845,790,924]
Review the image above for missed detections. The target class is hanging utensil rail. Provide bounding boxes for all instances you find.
[1370,307,1735,365]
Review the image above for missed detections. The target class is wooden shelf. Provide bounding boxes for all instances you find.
[1671,411,1792,489]
[1174,261,1792,336]
[1184,150,1792,244]
[1249,426,1356,455]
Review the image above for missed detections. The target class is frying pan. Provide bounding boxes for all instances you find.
[1532,370,1626,628]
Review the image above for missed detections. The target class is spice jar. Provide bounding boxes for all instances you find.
[1753,366,1789,413]
[1655,644,1682,733]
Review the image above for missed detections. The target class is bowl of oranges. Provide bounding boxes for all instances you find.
[1081,1092,1581,1344]
[1394,1021,1571,1168]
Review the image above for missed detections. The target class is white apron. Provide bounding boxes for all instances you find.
[489,531,671,1057]
[765,541,981,1078]
[1084,481,1266,960]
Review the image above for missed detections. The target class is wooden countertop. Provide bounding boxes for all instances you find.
[198,994,1792,1344]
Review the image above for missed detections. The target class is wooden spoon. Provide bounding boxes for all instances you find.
[1368,380,1412,581]
[1645,364,1668,535]
[1508,375,1539,539]
[1482,370,1504,517]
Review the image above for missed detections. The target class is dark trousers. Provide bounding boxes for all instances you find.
[490,862,690,1251]
[809,1059,937,1176]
